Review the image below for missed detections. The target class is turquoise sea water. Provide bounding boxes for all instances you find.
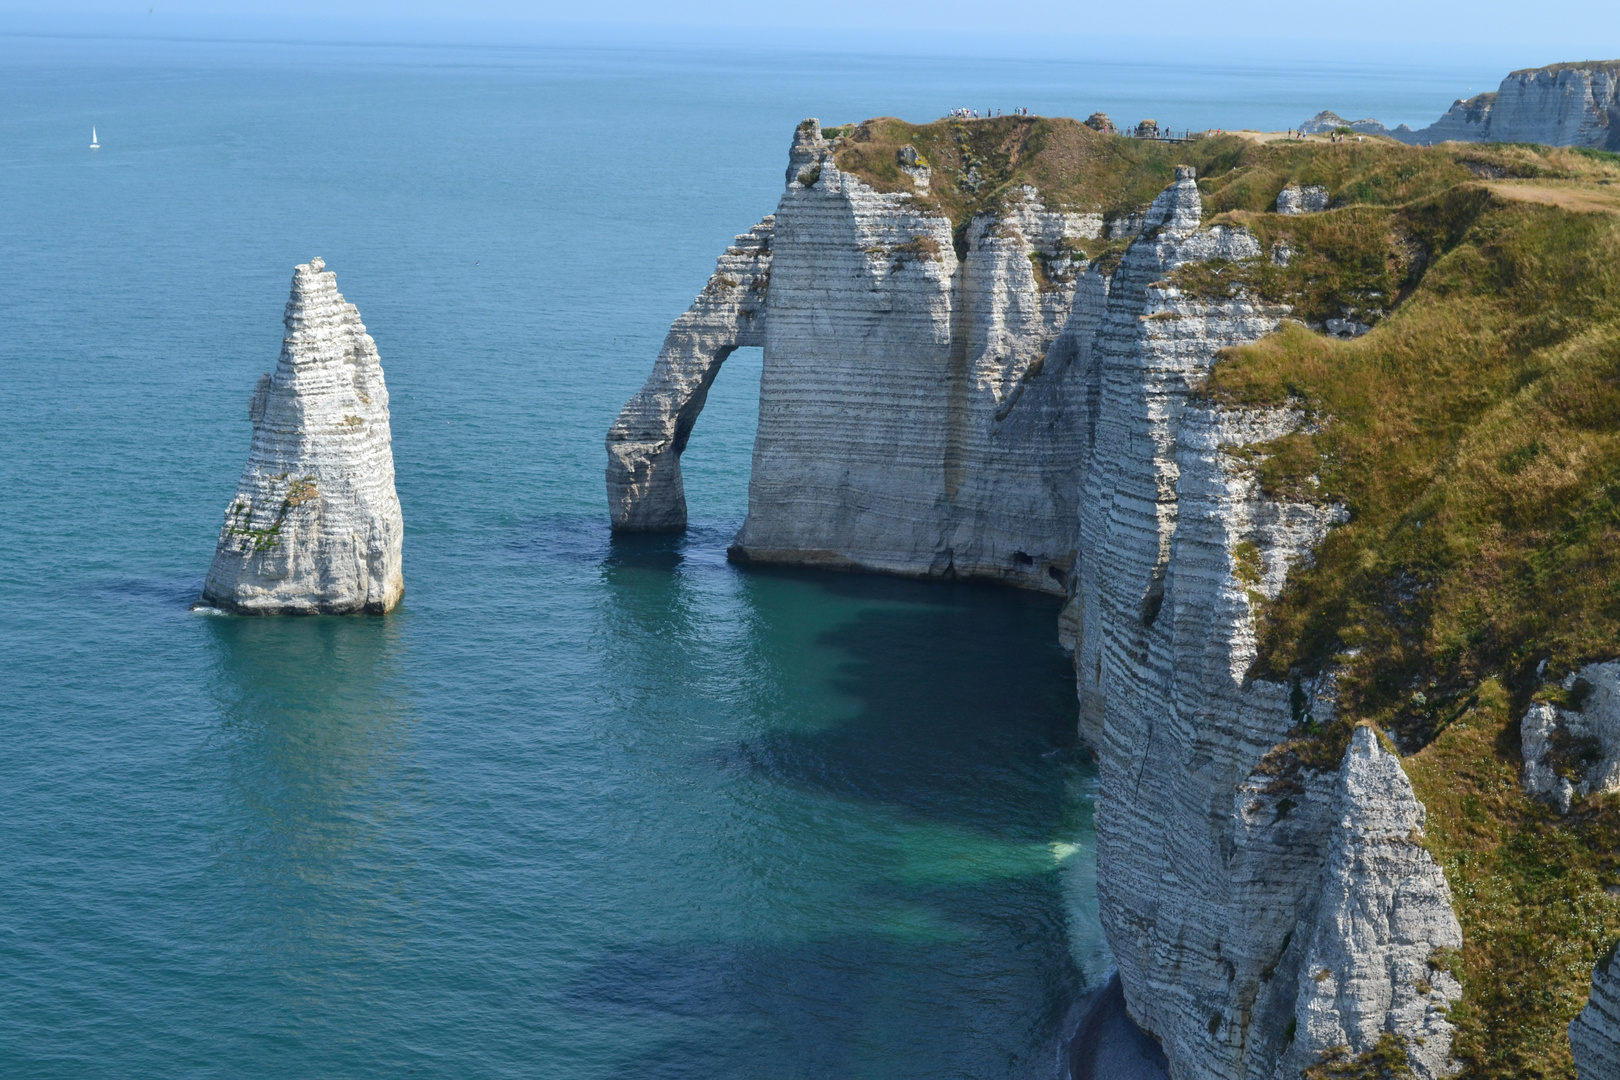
[0,35,1501,1078]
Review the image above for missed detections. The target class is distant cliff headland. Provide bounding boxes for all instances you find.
[608,60,1620,1080]
[1303,58,1620,150]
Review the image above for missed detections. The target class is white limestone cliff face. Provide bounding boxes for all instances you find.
[1277,726,1463,1080]
[1521,660,1620,813]
[1572,944,1620,1080]
[1298,111,1393,137]
[733,121,1106,591]
[202,259,403,614]
[611,118,1105,591]
[1071,171,1462,1079]
[1398,62,1620,149]
[608,130,1470,1079]
[1399,93,1497,146]
[606,218,773,531]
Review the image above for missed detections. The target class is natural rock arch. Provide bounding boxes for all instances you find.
[605,218,773,531]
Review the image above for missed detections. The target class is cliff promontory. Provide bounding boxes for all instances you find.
[612,116,1235,591]
[202,259,404,614]
[1312,61,1620,150]
[611,117,1620,1077]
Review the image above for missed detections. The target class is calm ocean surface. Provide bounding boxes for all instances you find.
[0,33,1497,1078]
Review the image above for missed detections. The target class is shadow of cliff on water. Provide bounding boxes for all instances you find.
[719,564,1085,841]
[585,550,1099,1078]
[601,527,689,574]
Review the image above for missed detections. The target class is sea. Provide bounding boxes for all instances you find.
[0,31,1503,1079]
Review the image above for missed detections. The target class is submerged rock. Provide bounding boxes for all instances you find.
[200,258,404,615]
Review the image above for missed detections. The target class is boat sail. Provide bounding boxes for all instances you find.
[90,127,100,149]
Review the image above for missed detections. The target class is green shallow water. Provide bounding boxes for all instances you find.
[0,33,1490,1077]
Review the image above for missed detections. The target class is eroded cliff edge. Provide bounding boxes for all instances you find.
[609,119,1620,1076]
[1402,61,1620,150]
[1071,171,1463,1079]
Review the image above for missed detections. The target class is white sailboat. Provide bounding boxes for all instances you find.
[90,126,100,150]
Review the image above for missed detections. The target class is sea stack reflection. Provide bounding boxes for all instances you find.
[200,258,404,614]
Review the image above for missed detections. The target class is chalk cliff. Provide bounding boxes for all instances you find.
[613,118,1108,591]
[1276,727,1463,1080]
[610,122,1475,1077]
[1274,184,1329,215]
[201,259,404,615]
[732,124,1102,590]
[1066,173,1461,1078]
[1522,660,1620,813]
[1397,61,1620,149]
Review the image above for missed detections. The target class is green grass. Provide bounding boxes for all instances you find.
[1406,683,1620,1078]
[1573,146,1620,165]
[829,115,1215,235]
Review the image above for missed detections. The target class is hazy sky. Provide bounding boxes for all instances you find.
[4,0,1618,66]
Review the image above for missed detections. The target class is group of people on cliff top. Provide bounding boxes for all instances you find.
[948,107,1032,119]
[1284,128,1364,142]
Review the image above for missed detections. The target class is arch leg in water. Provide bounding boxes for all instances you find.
[606,218,773,531]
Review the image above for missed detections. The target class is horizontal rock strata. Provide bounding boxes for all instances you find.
[1400,61,1620,149]
[606,218,773,531]
[1277,726,1463,1080]
[1070,170,1458,1080]
[612,118,1107,591]
[733,121,1105,591]
[610,123,1472,1078]
[201,259,404,615]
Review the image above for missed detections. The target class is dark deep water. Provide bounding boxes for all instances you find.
[0,32,1494,1077]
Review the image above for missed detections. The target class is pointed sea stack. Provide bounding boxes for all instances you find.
[200,258,404,614]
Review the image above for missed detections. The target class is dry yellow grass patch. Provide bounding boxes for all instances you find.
[1485,180,1620,215]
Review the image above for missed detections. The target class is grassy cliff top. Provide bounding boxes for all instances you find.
[827,114,1619,230]
[828,114,1198,224]
[832,119,1620,1073]
[1509,59,1620,76]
